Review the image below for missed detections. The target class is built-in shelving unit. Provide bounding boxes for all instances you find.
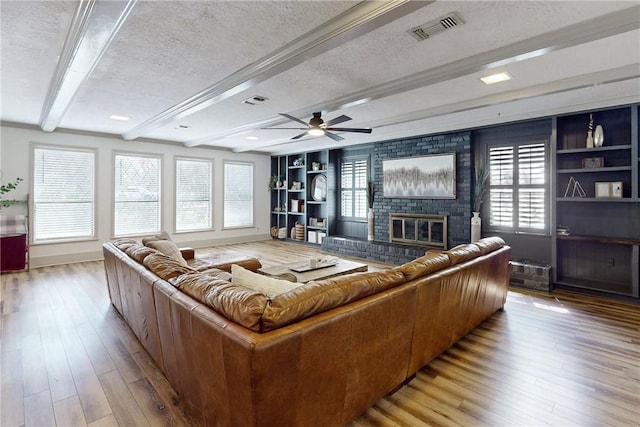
[552,105,639,298]
[270,150,329,244]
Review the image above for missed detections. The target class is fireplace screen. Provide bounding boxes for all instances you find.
[389,213,447,248]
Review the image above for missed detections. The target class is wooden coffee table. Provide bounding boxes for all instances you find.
[258,258,368,283]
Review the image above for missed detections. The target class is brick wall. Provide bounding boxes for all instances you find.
[372,131,472,248]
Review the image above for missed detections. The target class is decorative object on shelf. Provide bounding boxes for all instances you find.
[294,222,305,241]
[367,179,375,241]
[471,212,481,243]
[321,163,327,170]
[270,226,278,239]
[311,174,327,201]
[292,157,305,167]
[291,181,302,190]
[309,217,317,226]
[278,227,287,239]
[290,199,303,212]
[556,225,570,236]
[383,153,456,198]
[316,218,326,227]
[595,181,623,198]
[311,161,320,171]
[586,113,594,148]
[582,157,604,168]
[563,176,586,197]
[594,124,604,147]
[268,175,281,190]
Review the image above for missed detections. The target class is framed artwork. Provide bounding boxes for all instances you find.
[383,153,456,198]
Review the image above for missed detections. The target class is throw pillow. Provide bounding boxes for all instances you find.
[145,240,188,266]
[231,264,300,298]
[141,231,171,245]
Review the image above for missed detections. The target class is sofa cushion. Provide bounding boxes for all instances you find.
[145,240,188,266]
[262,269,406,332]
[111,238,140,252]
[443,243,482,265]
[393,252,451,281]
[203,283,268,332]
[143,253,197,281]
[474,236,505,255]
[141,231,171,245]
[124,244,158,264]
[170,272,230,303]
[232,264,301,298]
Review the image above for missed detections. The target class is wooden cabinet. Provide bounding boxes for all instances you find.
[552,105,639,297]
[270,150,329,244]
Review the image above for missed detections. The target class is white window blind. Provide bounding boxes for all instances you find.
[223,161,253,228]
[114,153,160,236]
[33,146,95,242]
[175,158,212,232]
[488,141,546,233]
[340,158,368,219]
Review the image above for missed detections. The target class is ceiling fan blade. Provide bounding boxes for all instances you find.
[279,113,309,127]
[324,115,351,127]
[324,131,344,142]
[261,127,307,130]
[326,127,372,134]
[291,132,309,140]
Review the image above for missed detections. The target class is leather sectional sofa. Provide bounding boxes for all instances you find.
[102,237,511,426]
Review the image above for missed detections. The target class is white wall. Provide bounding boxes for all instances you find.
[0,124,272,267]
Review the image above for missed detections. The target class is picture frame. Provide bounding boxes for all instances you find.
[595,181,622,198]
[383,153,456,198]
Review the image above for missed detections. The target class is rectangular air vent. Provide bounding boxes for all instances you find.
[409,12,464,41]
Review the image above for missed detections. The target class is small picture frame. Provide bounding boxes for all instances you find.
[595,182,611,198]
[582,157,604,168]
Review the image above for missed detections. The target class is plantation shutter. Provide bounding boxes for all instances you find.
[113,154,161,236]
[223,161,253,228]
[176,158,212,232]
[488,141,546,233]
[33,146,95,242]
[340,158,368,219]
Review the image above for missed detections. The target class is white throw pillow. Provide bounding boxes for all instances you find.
[145,240,188,266]
[231,264,300,298]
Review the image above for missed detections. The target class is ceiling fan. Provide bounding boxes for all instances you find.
[265,112,372,141]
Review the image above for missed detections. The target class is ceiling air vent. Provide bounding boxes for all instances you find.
[408,12,464,41]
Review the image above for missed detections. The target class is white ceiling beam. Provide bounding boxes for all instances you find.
[40,0,137,132]
[121,0,431,141]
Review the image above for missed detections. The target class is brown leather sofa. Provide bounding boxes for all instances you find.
[102,237,511,426]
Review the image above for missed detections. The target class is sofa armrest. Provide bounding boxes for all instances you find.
[180,247,195,260]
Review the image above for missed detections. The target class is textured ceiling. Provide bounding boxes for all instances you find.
[1,0,639,155]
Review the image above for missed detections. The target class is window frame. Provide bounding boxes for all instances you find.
[31,143,97,244]
[222,160,254,229]
[174,156,214,233]
[339,155,370,221]
[112,151,163,238]
[485,138,549,235]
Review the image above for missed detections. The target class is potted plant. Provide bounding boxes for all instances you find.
[367,179,375,241]
[268,175,282,191]
[0,176,24,210]
[472,168,489,242]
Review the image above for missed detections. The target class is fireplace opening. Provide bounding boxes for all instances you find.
[389,213,447,249]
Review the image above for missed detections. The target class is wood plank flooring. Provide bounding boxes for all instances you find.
[1,240,639,426]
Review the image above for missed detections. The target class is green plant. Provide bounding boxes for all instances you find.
[268,175,281,191]
[367,179,375,209]
[473,168,489,212]
[0,176,24,209]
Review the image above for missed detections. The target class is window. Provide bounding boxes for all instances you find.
[223,161,253,228]
[32,146,96,242]
[340,157,368,219]
[114,153,161,236]
[175,158,212,232]
[488,141,547,233]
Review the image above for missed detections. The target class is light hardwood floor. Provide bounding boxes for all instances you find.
[1,240,639,426]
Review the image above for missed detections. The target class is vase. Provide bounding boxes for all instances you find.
[586,130,594,148]
[471,212,481,243]
[367,208,375,241]
[594,124,604,147]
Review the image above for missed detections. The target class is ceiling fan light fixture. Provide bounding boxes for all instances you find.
[308,128,325,136]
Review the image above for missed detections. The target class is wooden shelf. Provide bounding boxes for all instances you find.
[556,234,640,245]
[557,166,631,174]
[556,197,637,203]
[557,144,632,154]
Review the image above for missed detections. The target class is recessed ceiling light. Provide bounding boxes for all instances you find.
[109,114,130,121]
[245,136,259,140]
[480,72,512,85]
[175,124,191,129]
